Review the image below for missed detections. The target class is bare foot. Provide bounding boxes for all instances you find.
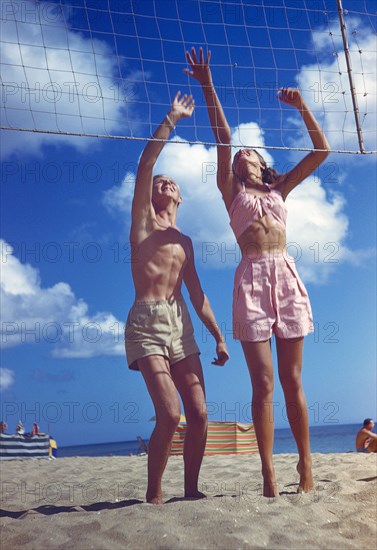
[296,459,314,493]
[263,481,279,498]
[262,466,279,498]
[184,490,207,499]
[146,491,163,505]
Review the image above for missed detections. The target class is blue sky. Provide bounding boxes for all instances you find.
[1,0,376,447]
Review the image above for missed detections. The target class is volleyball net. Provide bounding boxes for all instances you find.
[1,0,376,154]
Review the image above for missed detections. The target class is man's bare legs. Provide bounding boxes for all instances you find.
[139,355,181,504]
[138,353,208,503]
[171,353,207,498]
[276,336,313,493]
[241,340,278,498]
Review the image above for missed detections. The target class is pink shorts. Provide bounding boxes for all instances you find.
[233,253,314,341]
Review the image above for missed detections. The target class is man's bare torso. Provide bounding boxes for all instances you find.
[130,222,191,301]
[356,428,372,449]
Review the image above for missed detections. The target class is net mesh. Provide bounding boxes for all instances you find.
[1,0,376,153]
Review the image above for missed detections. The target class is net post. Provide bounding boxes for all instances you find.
[336,0,366,154]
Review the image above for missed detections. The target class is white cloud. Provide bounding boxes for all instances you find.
[103,171,135,214]
[103,122,371,283]
[0,368,15,391]
[1,242,40,295]
[1,240,124,356]
[0,0,138,158]
[285,177,350,283]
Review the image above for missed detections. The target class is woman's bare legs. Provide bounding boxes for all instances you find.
[171,353,208,498]
[241,340,279,497]
[139,355,181,504]
[276,336,313,493]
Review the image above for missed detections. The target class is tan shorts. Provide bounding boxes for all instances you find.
[125,297,200,371]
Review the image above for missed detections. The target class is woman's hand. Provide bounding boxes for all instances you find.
[277,88,305,110]
[184,47,212,85]
[170,91,195,120]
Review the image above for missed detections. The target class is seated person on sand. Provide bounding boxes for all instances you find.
[0,421,8,434]
[356,419,377,453]
[137,436,148,454]
[16,420,25,435]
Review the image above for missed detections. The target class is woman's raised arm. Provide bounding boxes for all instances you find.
[277,88,331,199]
[185,47,234,205]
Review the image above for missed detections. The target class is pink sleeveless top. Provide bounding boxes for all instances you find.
[229,183,287,240]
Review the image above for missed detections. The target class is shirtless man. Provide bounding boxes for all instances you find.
[125,91,229,504]
[355,419,377,452]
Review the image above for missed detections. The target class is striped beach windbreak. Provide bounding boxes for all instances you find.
[171,422,258,455]
[0,434,50,460]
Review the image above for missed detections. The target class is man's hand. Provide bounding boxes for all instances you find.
[212,341,229,366]
[184,47,212,85]
[277,88,305,110]
[171,91,195,121]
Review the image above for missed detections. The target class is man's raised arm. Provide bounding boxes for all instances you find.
[132,91,194,221]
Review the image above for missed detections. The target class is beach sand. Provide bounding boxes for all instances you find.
[1,452,376,549]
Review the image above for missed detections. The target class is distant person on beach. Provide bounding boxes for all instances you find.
[356,419,377,452]
[125,91,229,504]
[16,420,25,435]
[137,436,148,454]
[0,421,7,433]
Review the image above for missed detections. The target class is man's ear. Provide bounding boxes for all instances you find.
[178,195,183,206]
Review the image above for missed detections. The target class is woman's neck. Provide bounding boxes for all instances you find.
[243,177,270,191]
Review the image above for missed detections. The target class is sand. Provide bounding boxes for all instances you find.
[1,452,376,549]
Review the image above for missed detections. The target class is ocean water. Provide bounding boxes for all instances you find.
[59,423,361,458]
[273,423,359,454]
